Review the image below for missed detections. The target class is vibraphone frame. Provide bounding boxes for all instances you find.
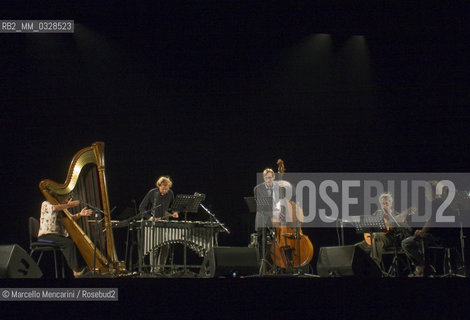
[133,220,222,276]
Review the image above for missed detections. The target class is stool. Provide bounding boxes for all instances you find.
[28,217,65,279]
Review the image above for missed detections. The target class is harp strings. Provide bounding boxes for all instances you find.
[73,164,106,253]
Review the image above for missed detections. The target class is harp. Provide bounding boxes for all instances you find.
[39,142,125,275]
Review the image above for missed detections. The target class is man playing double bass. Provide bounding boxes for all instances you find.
[254,163,313,274]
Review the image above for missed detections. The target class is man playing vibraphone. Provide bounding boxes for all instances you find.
[139,176,179,273]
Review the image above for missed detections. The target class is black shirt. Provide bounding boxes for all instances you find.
[139,188,175,219]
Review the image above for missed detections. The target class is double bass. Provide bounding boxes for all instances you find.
[270,159,314,270]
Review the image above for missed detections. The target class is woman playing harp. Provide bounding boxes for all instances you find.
[39,142,125,275]
[38,192,92,278]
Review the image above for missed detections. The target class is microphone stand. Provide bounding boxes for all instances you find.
[135,208,153,275]
[199,203,230,235]
[457,208,466,277]
[151,204,162,275]
[138,210,145,275]
[115,207,155,275]
[79,200,115,276]
[199,202,229,262]
[382,209,402,277]
[125,200,138,272]
[385,209,400,227]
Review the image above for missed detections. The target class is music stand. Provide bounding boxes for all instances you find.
[171,194,203,217]
[352,213,388,274]
[170,194,204,276]
[254,196,275,276]
[353,214,387,235]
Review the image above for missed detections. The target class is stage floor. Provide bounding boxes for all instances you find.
[2,277,470,318]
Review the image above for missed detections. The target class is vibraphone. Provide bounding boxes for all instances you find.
[135,220,223,258]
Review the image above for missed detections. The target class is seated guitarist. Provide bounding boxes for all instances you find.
[356,192,414,267]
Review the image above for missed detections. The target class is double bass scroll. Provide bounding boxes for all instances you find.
[39,142,125,275]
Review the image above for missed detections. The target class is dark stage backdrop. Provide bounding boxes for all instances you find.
[1,2,469,268]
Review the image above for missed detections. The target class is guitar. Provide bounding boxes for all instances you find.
[363,207,416,245]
